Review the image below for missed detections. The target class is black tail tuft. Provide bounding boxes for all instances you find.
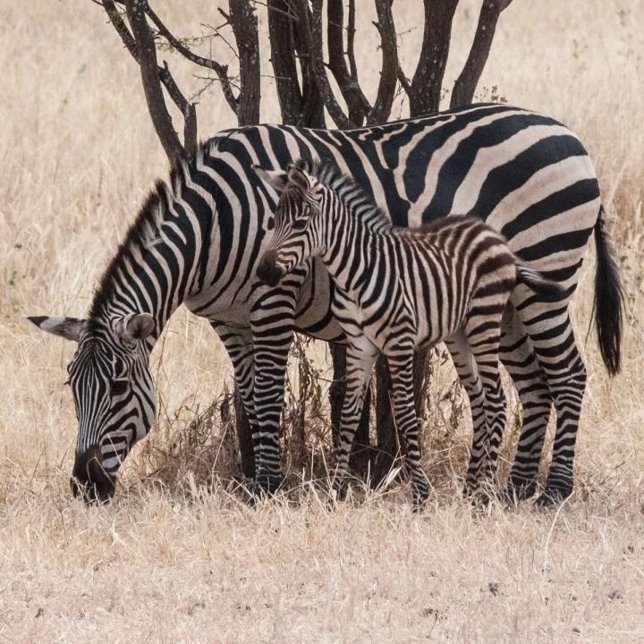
[594,206,624,376]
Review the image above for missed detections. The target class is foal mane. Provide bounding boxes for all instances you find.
[291,159,391,230]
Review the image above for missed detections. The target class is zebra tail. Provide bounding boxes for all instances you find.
[593,205,624,376]
[515,262,567,301]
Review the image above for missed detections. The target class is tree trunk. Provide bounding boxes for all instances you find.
[450,0,515,108]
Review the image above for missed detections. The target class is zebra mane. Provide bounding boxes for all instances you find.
[88,146,206,322]
[293,159,391,230]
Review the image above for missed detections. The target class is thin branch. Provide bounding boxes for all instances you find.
[159,62,198,156]
[347,0,359,83]
[367,0,398,125]
[145,4,238,114]
[450,0,515,108]
[101,0,137,56]
[327,0,370,125]
[124,0,184,161]
[397,65,411,96]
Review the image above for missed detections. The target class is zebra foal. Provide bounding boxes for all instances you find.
[256,161,563,505]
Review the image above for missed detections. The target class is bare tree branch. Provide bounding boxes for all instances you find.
[124,0,184,161]
[450,0,514,108]
[327,0,370,125]
[292,1,326,127]
[304,0,354,129]
[347,0,359,84]
[145,3,239,115]
[101,0,137,56]
[229,0,260,125]
[367,0,398,125]
[409,0,459,116]
[158,62,198,157]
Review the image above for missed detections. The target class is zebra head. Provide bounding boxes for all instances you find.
[29,313,156,503]
[255,162,324,286]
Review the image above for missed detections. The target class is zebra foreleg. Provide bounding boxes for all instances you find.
[335,339,379,500]
[387,353,430,509]
[211,323,258,477]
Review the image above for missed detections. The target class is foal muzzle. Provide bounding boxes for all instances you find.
[256,250,285,287]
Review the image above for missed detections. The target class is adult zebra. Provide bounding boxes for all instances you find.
[30,103,622,504]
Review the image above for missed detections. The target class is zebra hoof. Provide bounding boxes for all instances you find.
[332,478,349,502]
[535,483,573,507]
[411,492,429,513]
[252,473,283,499]
[502,479,537,504]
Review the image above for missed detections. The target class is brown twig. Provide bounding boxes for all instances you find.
[124,0,184,161]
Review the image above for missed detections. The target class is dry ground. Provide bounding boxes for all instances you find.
[0,1,643,642]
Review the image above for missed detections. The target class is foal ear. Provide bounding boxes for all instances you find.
[27,316,86,342]
[117,313,155,343]
[286,163,312,192]
[253,165,289,194]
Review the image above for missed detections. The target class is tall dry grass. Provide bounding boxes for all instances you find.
[0,1,642,641]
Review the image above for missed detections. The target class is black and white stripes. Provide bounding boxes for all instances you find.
[256,161,566,504]
[30,103,622,503]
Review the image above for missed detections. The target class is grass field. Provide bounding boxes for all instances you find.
[1,1,643,641]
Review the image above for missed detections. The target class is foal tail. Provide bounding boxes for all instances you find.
[515,261,567,301]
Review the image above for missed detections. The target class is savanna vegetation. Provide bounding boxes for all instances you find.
[0,1,642,641]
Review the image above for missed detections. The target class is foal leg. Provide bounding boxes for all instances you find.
[388,353,430,508]
[463,314,506,497]
[444,331,488,494]
[334,338,379,498]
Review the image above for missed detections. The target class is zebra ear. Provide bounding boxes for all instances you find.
[253,165,289,194]
[118,313,155,343]
[286,164,311,192]
[27,316,86,342]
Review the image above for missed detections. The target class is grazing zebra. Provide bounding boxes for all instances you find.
[255,161,566,504]
[29,103,622,504]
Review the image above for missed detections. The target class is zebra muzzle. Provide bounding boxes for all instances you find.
[71,446,116,504]
[256,251,285,287]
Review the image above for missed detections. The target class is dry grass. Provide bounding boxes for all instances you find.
[1,1,643,642]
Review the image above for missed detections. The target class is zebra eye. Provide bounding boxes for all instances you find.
[111,380,128,397]
[266,218,274,231]
[292,218,308,230]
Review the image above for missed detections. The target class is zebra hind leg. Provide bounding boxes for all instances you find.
[518,305,587,505]
[388,354,430,509]
[462,317,506,502]
[498,308,553,502]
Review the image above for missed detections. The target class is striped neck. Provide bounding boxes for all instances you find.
[88,152,213,347]
[316,183,391,298]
